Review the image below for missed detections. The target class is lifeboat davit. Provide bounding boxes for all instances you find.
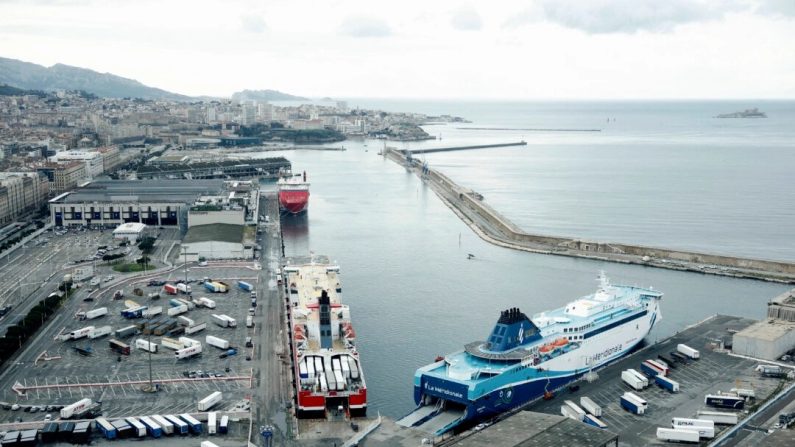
[552,338,568,347]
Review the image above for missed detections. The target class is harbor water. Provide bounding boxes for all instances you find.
[257,100,793,419]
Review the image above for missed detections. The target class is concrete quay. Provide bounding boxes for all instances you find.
[402,141,527,155]
[387,149,795,284]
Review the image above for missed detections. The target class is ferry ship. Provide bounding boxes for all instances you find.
[398,273,662,435]
[278,171,310,214]
[283,257,366,417]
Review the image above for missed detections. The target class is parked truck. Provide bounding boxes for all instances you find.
[88,325,112,339]
[83,307,108,320]
[677,344,700,359]
[705,394,745,410]
[198,297,216,308]
[176,283,191,294]
[163,284,178,295]
[672,418,715,438]
[167,304,188,316]
[177,316,194,327]
[211,314,235,328]
[115,325,138,338]
[185,322,206,335]
[583,414,608,429]
[580,396,602,417]
[135,339,158,353]
[60,398,93,419]
[161,337,184,350]
[620,392,647,415]
[655,375,680,393]
[246,315,254,328]
[641,359,669,377]
[121,306,148,319]
[109,339,131,355]
[67,326,95,340]
[206,335,230,350]
[696,410,739,425]
[560,400,586,422]
[238,281,253,292]
[143,306,163,318]
[622,370,646,391]
[179,336,201,347]
[204,281,228,293]
[175,344,202,359]
[656,427,699,443]
[198,391,222,411]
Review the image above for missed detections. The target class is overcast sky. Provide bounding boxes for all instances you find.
[1,0,793,99]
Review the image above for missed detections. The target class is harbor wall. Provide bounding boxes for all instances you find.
[388,149,795,283]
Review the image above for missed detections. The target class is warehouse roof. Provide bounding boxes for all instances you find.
[453,412,618,447]
[734,319,795,342]
[51,179,225,204]
[183,224,244,244]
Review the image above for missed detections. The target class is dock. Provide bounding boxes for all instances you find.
[386,148,795,284]
[402,141,527,155]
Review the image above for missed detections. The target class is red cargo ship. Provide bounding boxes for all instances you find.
[283,258,367,418]
[278,171,310,214]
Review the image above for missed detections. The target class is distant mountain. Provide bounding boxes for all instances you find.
[231,89,307,102]
[0,56,190,100]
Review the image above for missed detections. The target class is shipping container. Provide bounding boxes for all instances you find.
[627,369,649,387]
[125,417,147,438]
[121,306,148,319]
[656,427,699,443]
[641,359,669,377]
[88,325,112,339]
[207,411,217,435]
[176,283,191,294]
[177,316,194,327]
[730,388,755,399]
[151,415,174,435]
[620,392,647,415]
[164,415,189,435]
[657,354,676,369]
[179,336,201,347]
[135,338,158,353]
[222,315,237,327]
[198,391,223,411]
[671,419,715,438]
[219,415,229,434]
[238,280,253,292]
[705,394,745,409]
[185,322,207,334]
[95,417,117,440]
[163,284,178,295]
[109,339,131,355]
[177,298,195,310]
[677,344,700,359]
[580,396,602,417]
[111,419,133,439]
[169,299,184,307]
[583,414,608,429]
[179,413,202,434]
[85,307,108,320]
[72,421,91,443]
[206,335,230,350]
[139,416,162,438]
[211,314,231,327]
[696,410,739,425]
[655,375,680,393]
[199,297,216,308]
[58,422,75,442]
[40,422,59,443]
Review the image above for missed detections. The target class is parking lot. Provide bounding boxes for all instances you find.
[528,315,790,446]
[0,263,262,425]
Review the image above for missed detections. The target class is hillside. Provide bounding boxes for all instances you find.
[231,89,307,102]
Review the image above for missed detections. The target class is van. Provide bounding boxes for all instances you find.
[245,337,253,348]
[248,308,256,316]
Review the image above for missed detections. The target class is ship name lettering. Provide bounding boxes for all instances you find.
[590,344,623,363]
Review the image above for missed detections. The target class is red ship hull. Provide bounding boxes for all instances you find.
[279,190,309,214]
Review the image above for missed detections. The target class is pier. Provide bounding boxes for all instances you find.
[386,148,795,284]
[402,141,527,155]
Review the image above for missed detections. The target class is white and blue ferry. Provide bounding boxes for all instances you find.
[398,273,662,435]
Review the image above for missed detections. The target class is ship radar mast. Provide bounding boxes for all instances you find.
[597,271,610,290]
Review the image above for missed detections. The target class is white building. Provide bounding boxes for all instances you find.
[113,222,148,242]
[51,150,104,178]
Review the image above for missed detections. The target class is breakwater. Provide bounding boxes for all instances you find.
[386,148,795,284]
[402,141,527,154]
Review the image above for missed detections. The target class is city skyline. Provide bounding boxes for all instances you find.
[0,0,794,99]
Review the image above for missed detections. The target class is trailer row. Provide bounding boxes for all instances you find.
[92,412,230,441]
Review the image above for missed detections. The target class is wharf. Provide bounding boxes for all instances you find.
[386,148,795,284]
[402,141,527,154]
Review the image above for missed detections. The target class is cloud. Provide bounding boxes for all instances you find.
[451,7,483,31]
[339,16,392,38]
[240,15,267,33]
[755,0,795,17]
[507,0,739,34]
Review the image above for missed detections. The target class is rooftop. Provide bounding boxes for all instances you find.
[50,179,225,204]
[734,319,795,341]
[453,412,617,447]
[113,222,147,233]
[183,223,244,244]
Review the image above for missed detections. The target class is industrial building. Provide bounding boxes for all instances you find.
[188,180,260,227]
[452,412,618,447]
[135,156,290,180]
[733,288,795,361]
[112,222,149,242]
[48,179,225,228]
[181,223,255,260]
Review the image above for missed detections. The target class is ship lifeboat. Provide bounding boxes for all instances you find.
[552,338,568,347]
[344,328,356,340]
[435,356,445,362]
[539,344,555,354]
[294,332,306,341]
